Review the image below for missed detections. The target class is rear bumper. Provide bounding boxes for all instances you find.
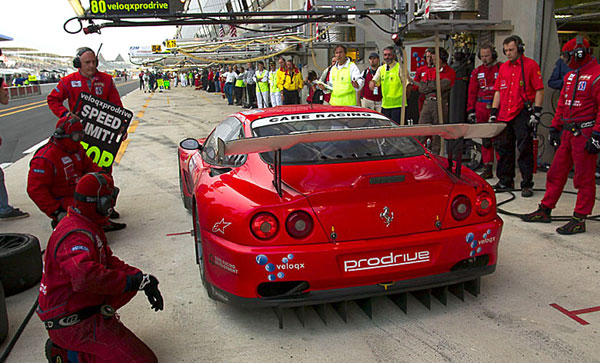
[209,264,495,308]
[200,217,503,306]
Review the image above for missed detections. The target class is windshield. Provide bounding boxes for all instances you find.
[252,113,423,165]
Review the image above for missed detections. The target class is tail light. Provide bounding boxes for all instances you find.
[286,211,314,239]
[475,191,493,216]
[251,212,279,240]
[451,195,471,221]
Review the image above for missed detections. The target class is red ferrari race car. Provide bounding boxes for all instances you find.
[178,105,505,319]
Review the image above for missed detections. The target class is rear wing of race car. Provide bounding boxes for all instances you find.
[218,123,506,196]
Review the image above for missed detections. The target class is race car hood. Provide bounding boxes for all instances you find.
[282,155,453,242]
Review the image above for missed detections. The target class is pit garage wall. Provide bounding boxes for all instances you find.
[497,0,561,164]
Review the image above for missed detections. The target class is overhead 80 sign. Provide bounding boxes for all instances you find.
[77,93,133,168]
[89,0,170,15]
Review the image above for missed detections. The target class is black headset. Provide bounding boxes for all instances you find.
[503,35,525,55]
[571,35,590,61]
[477,42,498,61]
[74,173,119,216]
[53,116,83,141]
[73,47,98,68]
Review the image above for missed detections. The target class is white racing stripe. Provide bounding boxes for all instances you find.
[23,138,49,154]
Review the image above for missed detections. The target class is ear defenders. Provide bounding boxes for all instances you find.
[503,35,525,55]
[572,35,589,61]
[73,47,98,68]
[425,47,449,63]
[477,42,498,61]
[53,117,83,141]
[74,173,119,217]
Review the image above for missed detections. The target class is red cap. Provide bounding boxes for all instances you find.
[55,115,83,135]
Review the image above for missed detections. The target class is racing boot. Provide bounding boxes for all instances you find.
[110,209,120,219]
[45,338,69,363]
[556,213,586,235]
[521,204,552,223]
[103,220,127,232]
[479,163,493,179]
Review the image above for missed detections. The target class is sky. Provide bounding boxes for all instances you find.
[0,0,177,61]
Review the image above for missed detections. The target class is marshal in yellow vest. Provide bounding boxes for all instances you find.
[379,62,406,109]
[330,62,357,106]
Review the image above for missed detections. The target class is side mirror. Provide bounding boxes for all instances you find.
[180,138,202,151]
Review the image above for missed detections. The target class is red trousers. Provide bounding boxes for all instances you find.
[475,101,496,164]
[48,292,157,363]
[541,128,598,215]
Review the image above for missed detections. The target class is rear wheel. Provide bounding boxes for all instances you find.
[178,157,192,210]
[0,282,8,345]
[192,202,214,299]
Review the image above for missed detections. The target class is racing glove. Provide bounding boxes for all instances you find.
[549,127,561,148]
[584,131,600,154]
[467,110,476,124]
[528,106,542,128]
[488,108,498,123]
[482,138,493,149]
[126,272,164,311]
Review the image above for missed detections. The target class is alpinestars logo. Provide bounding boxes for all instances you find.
[343,250,430,272]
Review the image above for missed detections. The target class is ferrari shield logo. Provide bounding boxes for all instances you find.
[379,206,394,227]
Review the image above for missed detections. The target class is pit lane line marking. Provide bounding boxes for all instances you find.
[114,94,152,164]
[0,99,47,113]
[550,303,600,325]
[23,138,49,154]
[0,102,47,118]
[1,163,12,170]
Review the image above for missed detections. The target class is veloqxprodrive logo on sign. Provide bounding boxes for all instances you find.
[343,250,430,272]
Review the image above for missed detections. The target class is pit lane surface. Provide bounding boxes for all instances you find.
[0,79,139,166]
[1,87,598,362]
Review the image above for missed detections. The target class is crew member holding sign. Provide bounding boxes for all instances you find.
[27,116,126,232]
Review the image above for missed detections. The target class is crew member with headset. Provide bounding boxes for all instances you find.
[489,35,544,198]
[27,116,126,232]
[369,46,409,124]
[467,41,502,179]
[40,173,163,362]
[521,36,600,235]
[320,45,363,106]
[411,47,456,154]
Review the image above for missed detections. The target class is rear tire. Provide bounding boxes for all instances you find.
[0,282,8,345]
[0,233,43,297]
[178,157,193,210]
[192,202,214,300]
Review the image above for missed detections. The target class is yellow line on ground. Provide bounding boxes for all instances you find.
[167,96,170,105]
[137,110,145,118]
[197,92,214,104]
[0,99,47,113]
[127,120,139,133]
[114,139,131,164]
[0,103,47,118]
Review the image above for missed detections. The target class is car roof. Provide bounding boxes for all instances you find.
[234,104,380,124]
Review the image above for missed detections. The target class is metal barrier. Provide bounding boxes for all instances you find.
[7,85,41,100]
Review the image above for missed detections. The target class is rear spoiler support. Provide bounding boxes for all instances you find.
[446,137,464,178]
[273,148,283,197]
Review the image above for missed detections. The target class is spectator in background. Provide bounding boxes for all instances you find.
[254,61,270,108]
[280,59,303,105]
[305,70,318,104]
[548,52,573,90]
[319,57,336,104]
[269,61,283,107]
[244,62,257,108]
[361,52,383,112]
[234,67,246,106]
[223,66,236,105]
[0,78,30,221]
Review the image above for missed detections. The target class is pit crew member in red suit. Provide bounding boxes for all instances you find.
[522,36,600,235]
[466,42,502,179]
[489,35,544,198]
[413,51,430,113]
[38,173,163,363]
[26,116,126,232]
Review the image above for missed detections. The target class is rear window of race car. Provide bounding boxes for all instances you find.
[252,112,423,165]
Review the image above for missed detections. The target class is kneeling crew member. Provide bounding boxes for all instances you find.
[27,116,126,232]
[39,173,163,362]
[522,36,600,234]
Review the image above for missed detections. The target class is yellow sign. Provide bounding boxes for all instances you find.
[166,39,177,48]
[152,45,162,53]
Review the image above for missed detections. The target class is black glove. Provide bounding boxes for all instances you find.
[585,131,600,154]
[467,109,476,124]
[52,207,67,221]
[482,138,492,149]
[126,272,164,311]
[549,127,561,148]
[528,106,542,128]
[488,108,498,123]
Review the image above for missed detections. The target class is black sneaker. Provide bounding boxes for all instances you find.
[556,214,586,235]
[103,220,127,232]
[521,187,534,198]
[0,208,30,221]
[110,209,120,219]
[493,181,514,192]
[521,205,552,223]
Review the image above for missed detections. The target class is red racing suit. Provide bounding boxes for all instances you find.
[413,65,428,112]
[541,58,600,215]
[37,208,156,362]
[27,140,102,220]
[467,62,502,164]
[47,71,123,118]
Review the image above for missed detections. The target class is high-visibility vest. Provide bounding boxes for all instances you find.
[256,70,269,92]
[28,75,37,82]
[330,62,356,106]
[235,78,245,87]
[269,71,279,93]
[380,62,406,109]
